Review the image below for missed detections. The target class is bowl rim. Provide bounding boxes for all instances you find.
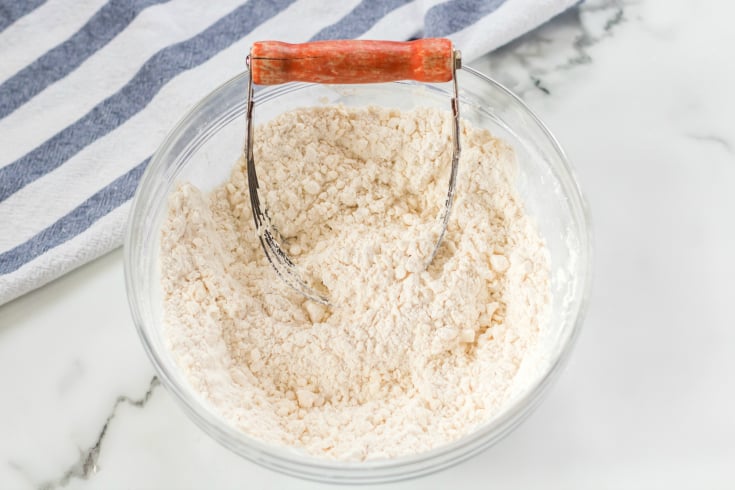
[124,65,594,484]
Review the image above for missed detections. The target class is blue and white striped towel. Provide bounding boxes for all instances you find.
[0,0,575,305]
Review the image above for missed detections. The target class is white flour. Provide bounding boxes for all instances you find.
[160,106,550,460]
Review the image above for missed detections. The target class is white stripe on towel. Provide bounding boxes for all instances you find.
[359,0,444,40]
[0,203,130,306]
[0,0,108,85]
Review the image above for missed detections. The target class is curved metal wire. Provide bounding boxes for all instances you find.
[244,50,462,305]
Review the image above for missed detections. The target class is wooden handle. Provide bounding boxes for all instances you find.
[250,39,454,85]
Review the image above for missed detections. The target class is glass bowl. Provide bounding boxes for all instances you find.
[124,66,592,484]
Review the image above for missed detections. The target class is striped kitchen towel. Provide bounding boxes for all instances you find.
[0,0,576,305]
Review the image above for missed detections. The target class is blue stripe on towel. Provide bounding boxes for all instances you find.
[0,158,149,274]
[0,0,170,120]
[0,0,47,32]
[424,0,506,37]
[310,0,413,41]
[0,0,296,203]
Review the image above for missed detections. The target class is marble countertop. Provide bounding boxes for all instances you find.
[2,0,734,488]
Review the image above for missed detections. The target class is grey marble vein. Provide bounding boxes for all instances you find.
[476,0,632,97]
[6,461,36,488]
[686,133,734,155]
[38,377,160,490]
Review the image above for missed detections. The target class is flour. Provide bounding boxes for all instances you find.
[160,105,550,461]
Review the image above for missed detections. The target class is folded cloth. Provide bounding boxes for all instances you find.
[0,0,576,305]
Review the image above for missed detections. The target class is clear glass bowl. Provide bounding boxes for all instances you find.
[124,66,592,484]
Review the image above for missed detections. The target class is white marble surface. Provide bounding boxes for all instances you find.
[2,0,734,488]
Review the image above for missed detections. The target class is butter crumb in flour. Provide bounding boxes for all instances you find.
[160,106,550,461]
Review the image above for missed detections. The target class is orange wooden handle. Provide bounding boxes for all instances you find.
[250,39,454,85]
